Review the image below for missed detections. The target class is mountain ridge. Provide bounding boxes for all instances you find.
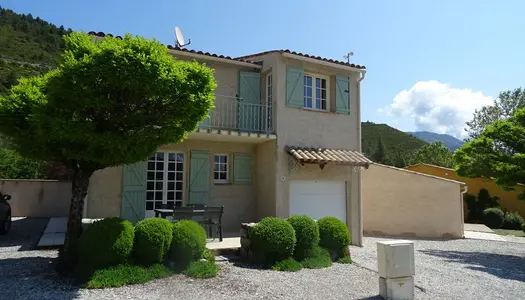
[406,131,464,151]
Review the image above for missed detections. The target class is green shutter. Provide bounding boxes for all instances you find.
[233,153,253,184]
[189,150,210,204]
[286,66,304,108]
[238,72,261,131]
[121,161,146,224]
[335,75,350,115]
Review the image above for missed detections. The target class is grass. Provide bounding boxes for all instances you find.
[494,229,525,237]
[84,264,172,289]
[271,258,302,272]
[301,247,332,269]
[337,256,353,264]
[185,261,219,279]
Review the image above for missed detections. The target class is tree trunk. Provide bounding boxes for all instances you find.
[57,162,93,272]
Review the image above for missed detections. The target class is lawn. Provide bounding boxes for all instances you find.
[493,229,525,237]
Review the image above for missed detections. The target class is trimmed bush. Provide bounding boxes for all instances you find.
[133,218,173,266]
[169,220,207,267]
[318,217,351,260]
[202,248,215,262]
[483,208,504,229]
[77,217,134,275]
[250,217,296,264]
[301,246,332,269]
[522,223,525,233]
[271,258,302,272]
[286,215,320,261]
[185,260,219,278]
[84,264,172,289]
[502,212,524,230]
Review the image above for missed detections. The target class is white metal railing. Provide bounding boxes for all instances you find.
[199,95,273,133]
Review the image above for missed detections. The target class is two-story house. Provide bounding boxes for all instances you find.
[84,32,370,246]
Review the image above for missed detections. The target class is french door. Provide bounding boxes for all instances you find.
[145,151,185,218]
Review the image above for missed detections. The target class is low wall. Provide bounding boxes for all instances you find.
[0,179,71,217]
[362,164,465,238]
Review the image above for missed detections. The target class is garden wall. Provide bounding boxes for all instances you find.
[362,164,466,238]
[0,179,71,217]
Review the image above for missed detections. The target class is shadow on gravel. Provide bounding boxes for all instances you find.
[420,250,525,282]
[0,217,48,251]
[0,256,80,300]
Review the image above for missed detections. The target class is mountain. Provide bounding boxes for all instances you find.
[0,7,71,95]
[407,131,464,151]
[362,122,428,167]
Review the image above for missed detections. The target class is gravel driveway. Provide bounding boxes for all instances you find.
[1,220,524,300]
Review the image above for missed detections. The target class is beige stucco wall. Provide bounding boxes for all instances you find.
[255,140,277,219]
[362,164,464,238]
[0,179,71,217]
[86,139,257,233]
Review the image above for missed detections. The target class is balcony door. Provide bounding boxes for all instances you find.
[238,72,261,132]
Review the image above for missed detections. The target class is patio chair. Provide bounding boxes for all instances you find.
[172,207,198,222]
[186,203,206,209]
[199,206,224,242]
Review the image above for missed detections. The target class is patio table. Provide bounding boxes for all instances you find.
[153,208,205,218]
[154,207,223,241]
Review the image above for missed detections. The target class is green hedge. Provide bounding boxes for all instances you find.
[483,208,504,229]
[169,220,207,267]
[502,212,524,230]
[251,217,296,264]
[133,218,173,266]
[317,217,351,260]
[286,215,319,260]
[77,217,134,275]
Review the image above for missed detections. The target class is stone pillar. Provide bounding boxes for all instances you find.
[240,222,257,259]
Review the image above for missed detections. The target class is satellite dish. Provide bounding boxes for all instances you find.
[174,26,191,47]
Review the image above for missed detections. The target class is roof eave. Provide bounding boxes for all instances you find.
[281,52,365,73]
[167,48,262,69]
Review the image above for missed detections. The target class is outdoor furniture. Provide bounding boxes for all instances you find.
[199,206,224,242]
[154,205,224,241]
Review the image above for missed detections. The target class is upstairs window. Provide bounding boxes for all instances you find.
[304,74,329,111]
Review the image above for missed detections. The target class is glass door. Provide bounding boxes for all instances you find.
[145,152,185,218]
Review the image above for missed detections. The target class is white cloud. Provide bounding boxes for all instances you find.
[381,80,493,139]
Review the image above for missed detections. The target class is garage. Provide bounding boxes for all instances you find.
[289,180,346,223]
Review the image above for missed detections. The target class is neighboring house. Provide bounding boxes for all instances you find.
[85,32,371,246]
[407,164,525,219]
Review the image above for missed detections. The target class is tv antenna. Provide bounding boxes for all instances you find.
[343,52,354,63]
[174,26,191,47]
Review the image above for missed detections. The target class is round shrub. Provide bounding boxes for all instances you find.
[483,208,504,229]
[318,217,351,259]
[251,217,296,264]
[522,223,525,233]
[77,217,134,273]
[169,220,207,267]
[133,218,173,266]
[502,212,524,230]
[286,215,319,260]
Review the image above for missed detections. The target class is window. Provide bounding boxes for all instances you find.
[265,73,273,130]
[214,154,229,183]
[304,74,329,111]
[146,152,185,215]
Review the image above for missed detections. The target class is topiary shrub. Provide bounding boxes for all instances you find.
[286,215,319,261]
[502,212,524,230]
[133,218,173,266]
[169,220,207,268]
[522,223,525,233]
[483,208,504,229]
[317,217,351,260]
[250,217,296,265]
[77,217,134,276]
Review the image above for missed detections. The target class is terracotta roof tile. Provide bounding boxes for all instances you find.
[286,146,371,168]
[87,31,262,66]
[236,50,366,70]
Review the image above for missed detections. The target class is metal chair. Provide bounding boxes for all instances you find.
[199,206,224,241]
[172,207,197,222]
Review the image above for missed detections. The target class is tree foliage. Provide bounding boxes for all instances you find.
[465,88,525,142]
[408,142,455,168]
[455,108,525,199]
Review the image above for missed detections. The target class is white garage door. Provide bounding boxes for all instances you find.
[289,180,346,223]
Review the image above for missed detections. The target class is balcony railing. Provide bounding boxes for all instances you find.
[199,95,273,134]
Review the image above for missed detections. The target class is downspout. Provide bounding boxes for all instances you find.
[460,185,468,238]
[353,70,366,246]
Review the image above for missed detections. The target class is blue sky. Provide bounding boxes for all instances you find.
[4,0,525,138]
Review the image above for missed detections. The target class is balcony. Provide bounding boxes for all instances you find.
[198,95,274,134]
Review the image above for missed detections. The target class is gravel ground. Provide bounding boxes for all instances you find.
[351,236,525,300]
[1,219,524,300]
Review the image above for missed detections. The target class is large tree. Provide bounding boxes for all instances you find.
[465,88,525,142]
[408,142,455,168]
[0,32,216,270]
[455,108,525,199]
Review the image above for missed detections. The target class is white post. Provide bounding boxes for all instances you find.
[377,240,415,300]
